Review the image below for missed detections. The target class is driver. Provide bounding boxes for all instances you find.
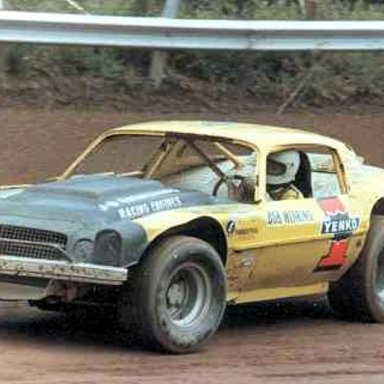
[267,150,303,200]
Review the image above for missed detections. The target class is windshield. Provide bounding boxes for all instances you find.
[70,135,163,177]
[68,134,252,175]
[65,133,256,199]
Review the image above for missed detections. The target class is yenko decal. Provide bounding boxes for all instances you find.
[315,197,360,272]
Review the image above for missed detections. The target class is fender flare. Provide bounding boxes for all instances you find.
[139,216,228,266]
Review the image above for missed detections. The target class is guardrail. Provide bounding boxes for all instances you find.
[0,11,384,50]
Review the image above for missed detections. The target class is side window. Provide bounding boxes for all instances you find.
[266,146,343,201]
[308,149,342,198]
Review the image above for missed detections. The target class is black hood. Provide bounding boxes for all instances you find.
[0,175,216,226]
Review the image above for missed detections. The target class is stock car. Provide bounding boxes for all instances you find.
[0,120,383,353]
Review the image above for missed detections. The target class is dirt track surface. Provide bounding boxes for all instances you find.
[1,106,384,383]
[1,301,384,384]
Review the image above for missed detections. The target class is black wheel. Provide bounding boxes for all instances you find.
[118,236,227,353]
[328,215,384,322]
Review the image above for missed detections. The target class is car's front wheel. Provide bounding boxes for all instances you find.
[118,235,227,353]
[328,215,384,322]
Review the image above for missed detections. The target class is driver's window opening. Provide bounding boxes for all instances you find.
[68,134,257,203]
[266,146,342,201]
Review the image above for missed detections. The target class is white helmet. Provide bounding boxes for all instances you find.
[267,151,300,186]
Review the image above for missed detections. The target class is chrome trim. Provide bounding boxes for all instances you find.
[0,237,64,248]
[0,224,67,246]
[0,238,72,261]
[0,255,127,285]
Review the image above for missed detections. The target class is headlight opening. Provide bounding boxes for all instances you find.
[94,230,122,266]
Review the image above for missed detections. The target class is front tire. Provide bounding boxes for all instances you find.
[328,215,384,322]
[118,236,226,353]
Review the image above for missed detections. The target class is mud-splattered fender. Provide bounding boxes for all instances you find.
[133,210,228,264]
[91,209,227,268]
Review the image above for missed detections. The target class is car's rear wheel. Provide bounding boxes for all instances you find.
[328,215,384,322]
[118,235,226,353]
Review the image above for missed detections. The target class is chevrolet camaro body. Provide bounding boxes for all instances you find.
[0,121,381,308]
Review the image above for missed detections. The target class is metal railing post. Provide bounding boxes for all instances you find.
[0,0,6,73]
[149,0,181,89]
[303,0,318,20]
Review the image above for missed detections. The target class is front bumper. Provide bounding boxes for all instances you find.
[0,255,128,286]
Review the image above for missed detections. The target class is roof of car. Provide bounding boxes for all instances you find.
[107,121,344,150]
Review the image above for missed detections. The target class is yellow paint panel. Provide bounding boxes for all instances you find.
[243,239,330,290]
[232,282,328,304]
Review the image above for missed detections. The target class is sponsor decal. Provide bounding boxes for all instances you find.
[226,220,258,238]
[322,217,360,235]
[235,228,258,237]
[97,189,185,219]
[117,196,183,219]
[315,197,360,272]
[226,220,236,235]
[267,210,314,226]
[98,189,179,212]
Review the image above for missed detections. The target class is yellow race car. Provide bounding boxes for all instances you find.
[0,121,382,353]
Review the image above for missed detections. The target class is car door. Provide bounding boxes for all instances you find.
[239,197,328,294]
[239,145,366,296]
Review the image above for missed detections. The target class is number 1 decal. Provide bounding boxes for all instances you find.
[315,238,349,272]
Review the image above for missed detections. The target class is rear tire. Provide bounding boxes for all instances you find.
[328,215,384,322]
[118,235,226,353]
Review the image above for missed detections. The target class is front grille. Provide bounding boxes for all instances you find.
[0,225,67,261]
[0,225,67,247]
[0,241,64,261]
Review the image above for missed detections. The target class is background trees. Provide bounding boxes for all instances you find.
[1,0,384,107]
